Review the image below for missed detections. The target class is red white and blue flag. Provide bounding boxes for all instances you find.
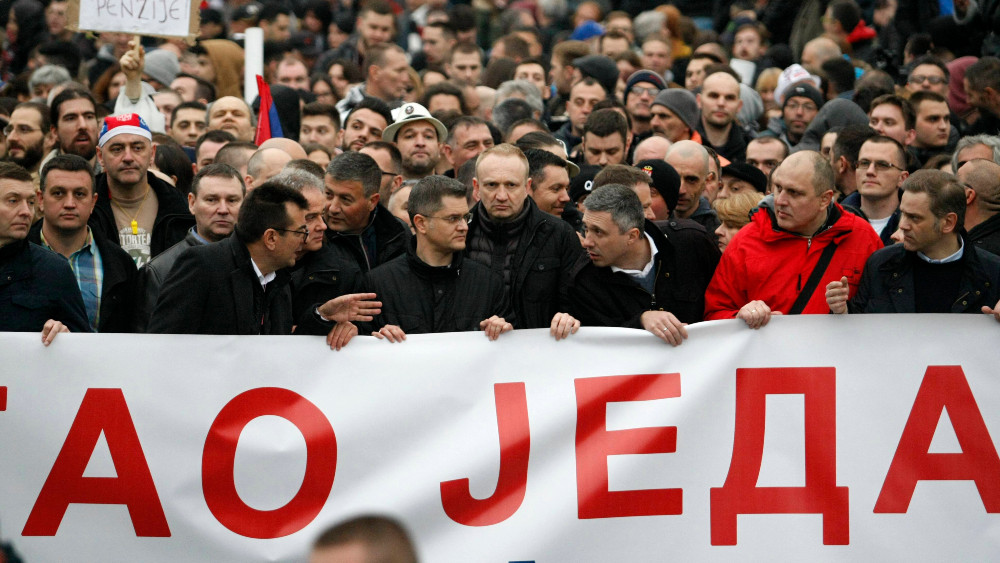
[254,75,283,145]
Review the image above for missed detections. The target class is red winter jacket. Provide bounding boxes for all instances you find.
[704,203,882,320]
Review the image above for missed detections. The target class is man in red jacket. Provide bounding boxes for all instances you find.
[704,151,882,328]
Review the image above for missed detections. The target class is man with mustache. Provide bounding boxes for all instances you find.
[383,103,446,182]
[29,155,137,333]
[3,102,48,185]
[338,97,392,153]
[88,114,192,267]
[44,88,101,174]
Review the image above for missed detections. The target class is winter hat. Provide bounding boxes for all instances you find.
[721,162,768,193]
[774,64,822,105]
[98,114,152,148]
[383,102,448,142]
[636,159,680,211]
[624,70,667,100]
[572,55,619,97]
[142,49,180,87]
[570,20,605,41]
[782,83,824,110]
[569,164,601,203]
[651,89,699,134]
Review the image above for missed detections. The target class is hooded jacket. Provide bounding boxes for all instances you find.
[201,40,244,98]
[705,201,883,319]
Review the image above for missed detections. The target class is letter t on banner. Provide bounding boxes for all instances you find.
[575,373,682,519]
[711,367,849,545]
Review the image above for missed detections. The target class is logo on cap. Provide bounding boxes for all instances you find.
[584,180,593,192]
[405,105,414,115]
[642,165,653,176]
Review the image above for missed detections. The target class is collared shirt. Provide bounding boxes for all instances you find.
[40,227,103,331]
[189,226,212,245]
[611,232,658,278]
[918,237,965,264]
[251,258,276,288]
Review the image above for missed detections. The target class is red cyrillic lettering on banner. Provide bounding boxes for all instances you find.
[441,382,530,526]
[21,388,169,537]
[711,367,848,545]
[202,387,337,539]
[874,365,1000,513]
[575,373,681,519]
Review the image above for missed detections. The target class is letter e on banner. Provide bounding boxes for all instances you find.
[875,366,1000,513]
[441,382,530,526]
[575,373,682,519]
[22,389,170,537]
[711,367,848,545]
[202,387,337,538]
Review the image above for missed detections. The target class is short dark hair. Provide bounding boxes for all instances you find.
[449,42,482,65]
[0,161,33,183]
[359,0,395,19]
[174,72,216,102]
[903,169,966,226]
[49,88,96,128]
[14,101,50,133]
[909,55,950,82]
[832,124,876,166]
[326,151,382,198]
[422,82,468,115]
[870,94,915,129]
[861,135,907,168]
[214,141,259,170]
[191,162,246,196]
[284,158,325,179]
[408,175,468,222]
[301,102,341,132]
[346,96,393,129]
[445,115,488,146]
[171,101,208,126]
[493,99,536,138]
[593,164,650,190]
[258,3,290,23]
[495,34,530,61]
[515,131,563,152]
[583,183,645,233]
[312,515,416,563]
[524,148,568,186]
[908,90,949,113]
[702,64,742,84]
[364,43,404,77]
[593,98,631,131]
[40,154,93,193]
[505,118,548,141]
[362,140,402,173]
[571,75,607,97]
[195,129,237,158]
[424,21,455,41]
[583,108,628,142]
[154,142,195,194]
[234,181,308,243]
[821,57,855,95]
[965,56,1000,93]
[828,0,861,33]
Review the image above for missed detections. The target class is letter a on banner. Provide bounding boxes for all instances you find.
[875,365,1000,513]
[711,367,848,545]
[22,389,170,537]
[441,382,530,526]
[202,387,337,539]
[575,373,682,518]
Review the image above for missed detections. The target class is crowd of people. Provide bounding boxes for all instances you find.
[1,0,1000,353]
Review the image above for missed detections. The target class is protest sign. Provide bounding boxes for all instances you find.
[66,0,200,41]
[1,315,999,561]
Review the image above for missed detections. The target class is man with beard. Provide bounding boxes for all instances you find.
[44,89,100,174]
[623,70,666,150]
[339,97,393,153]
[382,103,446,181]
[4,103,49,184]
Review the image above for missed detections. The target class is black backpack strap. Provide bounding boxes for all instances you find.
[789,241,839,315]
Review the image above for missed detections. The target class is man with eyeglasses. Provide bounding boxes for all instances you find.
[148,181,377,335]
[762,84,824,148]
[350,175,513,343]
[623,70,666,148]
[905,56,951,98]
[844,136,909,245]
[3,102,49,184]
[827,170,1000,317]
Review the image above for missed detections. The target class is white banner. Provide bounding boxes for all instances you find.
[2,316,1000,561]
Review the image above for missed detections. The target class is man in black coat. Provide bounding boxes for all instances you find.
[323,151,410,274]
[959,159,1000,257]
[466,144,586,334]
[88,114,192,268]
[148,182,311,335]
[357,176,514,343]
[0,162,90,344]
[569,184,718,346]
[827,170,1000,316]
[30,155,137,333]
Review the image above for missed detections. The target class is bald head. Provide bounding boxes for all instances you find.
[632,136,672,164]
[778,150,835,195]
[259,137,308,160]
[960,159,1000,213]
[801,37,842,68]
[665,140,709,174]
[246,148,293,188]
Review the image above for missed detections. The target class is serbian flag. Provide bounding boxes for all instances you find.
[254,75,283,145]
